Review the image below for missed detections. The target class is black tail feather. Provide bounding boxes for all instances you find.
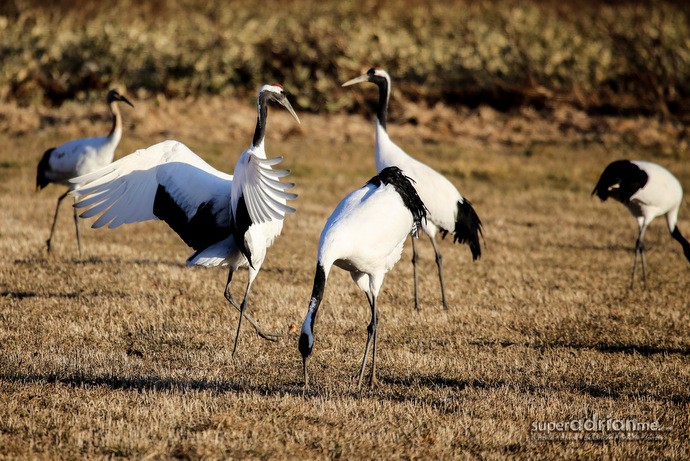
[370,166,427,230]
[152,184,231,254]
[455,199,482,260]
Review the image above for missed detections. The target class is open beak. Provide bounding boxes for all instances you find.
[280,96,301,124]
[342,74,370,87]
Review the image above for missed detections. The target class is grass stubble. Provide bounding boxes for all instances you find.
[0,97,688,459]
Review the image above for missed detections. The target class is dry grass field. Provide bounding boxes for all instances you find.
[0,95,689,459]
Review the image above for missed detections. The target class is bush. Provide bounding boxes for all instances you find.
[1,0,689,118]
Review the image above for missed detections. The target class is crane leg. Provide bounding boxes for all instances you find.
[357,293,378,388]
[73,196,83,258]
[411,237,420,310]
[429,235,449,309]
[630,245,639,290]
[640,243,647,289]
[224,270,281,343]
[630,224,648,290]
[369,297,379,387]
[46,190,69,253]
[231,278,252,358]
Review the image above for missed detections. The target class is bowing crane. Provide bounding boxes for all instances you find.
[592,159,690,288]
[299,166,427,387]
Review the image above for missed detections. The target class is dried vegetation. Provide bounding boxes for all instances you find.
[0,0,689,459]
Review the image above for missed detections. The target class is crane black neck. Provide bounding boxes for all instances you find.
[375,79,389,131]
[671,227,690,262]
[107,102,122,139]
[252,92,271,147]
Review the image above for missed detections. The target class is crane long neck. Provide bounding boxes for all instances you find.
[107,102,123,143]
[671,227,690,262]
[299,263,328,359]
[376,79,390,131]
[252,93,270,148]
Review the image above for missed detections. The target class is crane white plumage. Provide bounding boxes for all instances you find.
[36,89,134,256]
[592,159,690,289]
[299,166,427,387]
[342,68,482,309]
[71,83,301,355]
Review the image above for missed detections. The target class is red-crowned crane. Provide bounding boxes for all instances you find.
[592,159,690,289]
[299,166,427,387]
[342,68,482,310]
[36,89,134,256]
[71,84,300,356]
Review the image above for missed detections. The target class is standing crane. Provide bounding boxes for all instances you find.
[71,84,300,355]
[299,166,427,387]
[592,159,690,288]
[342,68,482,309]
[36,89,134,256]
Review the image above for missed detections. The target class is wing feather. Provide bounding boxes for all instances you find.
[71,140,233,244]
[230,150,297,226]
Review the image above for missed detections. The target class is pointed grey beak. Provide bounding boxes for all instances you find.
[342,74,370,87]
[280,96,301,124]
[120,95,135,109]
[302,356,309,387]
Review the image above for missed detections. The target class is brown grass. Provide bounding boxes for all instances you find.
[0,97,689,459]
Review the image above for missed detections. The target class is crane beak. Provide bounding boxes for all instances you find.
[302,356,310,387]
[119,95,135,108]
[342,74,370,87]
[279,96,301,124]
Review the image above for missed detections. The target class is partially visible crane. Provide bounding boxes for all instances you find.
[343,68,482,309]
[592,159,690,288]
[36,89,134,256]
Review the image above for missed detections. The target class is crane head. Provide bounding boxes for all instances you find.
[259,84,301,124]
[106,89,134,108]
[342,67,390,87]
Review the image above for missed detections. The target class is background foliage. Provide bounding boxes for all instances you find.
[1,0,689,118]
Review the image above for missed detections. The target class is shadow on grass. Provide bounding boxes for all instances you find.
[13,256,186,268]
[0,368,318,399]
[1,289,130,300]
[1,290,81,300]
[2,367,688,405]
[379,374,690,405]
[468,339,690,356]
[547,242,632,253]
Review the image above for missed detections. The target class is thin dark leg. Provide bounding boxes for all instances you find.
[411,236,420,310]
[630,224,648,290]
[46,190,69,253]
[369,296,379,387]
[429,235,448,309]
[73,197,82,257]
[640,243,647,289]
[630,242,640,290]
[224,270,280,343]
[357,293,376,388]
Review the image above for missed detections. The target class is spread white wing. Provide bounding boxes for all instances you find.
[71,140,233,251]
[230,149,297,225]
